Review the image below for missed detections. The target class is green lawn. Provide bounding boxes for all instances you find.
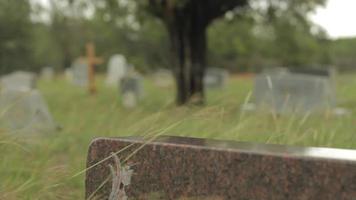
[1,74,356,199]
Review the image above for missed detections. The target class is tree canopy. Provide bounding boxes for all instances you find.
[2,0,354,77]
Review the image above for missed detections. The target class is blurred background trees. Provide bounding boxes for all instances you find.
[0,0,355,75]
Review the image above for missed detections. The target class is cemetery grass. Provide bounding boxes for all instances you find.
[1,74,356,199]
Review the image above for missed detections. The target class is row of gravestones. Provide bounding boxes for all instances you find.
[0,64,342,135]
[67,54,229,108]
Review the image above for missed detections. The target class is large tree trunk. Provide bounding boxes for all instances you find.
[148,0,247,105]
[168,3,207,105]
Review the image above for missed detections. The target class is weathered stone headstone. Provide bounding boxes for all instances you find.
[106,54,129,87]
[204,68,229,89]
[153,69,174,88]
[71,58,88,87]
[120,72,143,108]
[64,68,73,81]
[0,71,37,91]
[41,67,55,80]
[0,89,57,134]
[86,136,356,200]
[254,71,336,113]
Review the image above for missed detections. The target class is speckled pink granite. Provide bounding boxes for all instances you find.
[85,136,356,200]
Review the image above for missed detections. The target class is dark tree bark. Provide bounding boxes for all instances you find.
[149,0,247,105]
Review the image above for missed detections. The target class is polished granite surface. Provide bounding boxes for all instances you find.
[86,136,356,199]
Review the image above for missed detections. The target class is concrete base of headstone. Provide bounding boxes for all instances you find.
[86,136,356,200]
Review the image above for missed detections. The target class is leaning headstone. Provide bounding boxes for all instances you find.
[106,54,129,87]
[71,58,88,87]
[41,67,55,80]
[86,136,356,199]
[0,89,57,134]
[120,73,143,108]
[204,68,229,89]
[152,69,174,88]
[254,72,336,113]
[0,71,37,91]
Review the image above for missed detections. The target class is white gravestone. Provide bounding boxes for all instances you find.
[106,54,129,87]
[0,71,37,91]
[0,89,57,134]
[71,58,88,87]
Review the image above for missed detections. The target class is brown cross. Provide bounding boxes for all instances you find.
[86,42,103,94]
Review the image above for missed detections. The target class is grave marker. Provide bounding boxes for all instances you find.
[0,89,57,134]
[254,70,336,113]
[65,68,73,81]
[0,71,37,91]
[86,136,356,199]
[86,42,103,94]
[41,67,55,80]
[204,68,229,89]
[71,58,88,87]
[106,54,129,87]
[120,72,143,108]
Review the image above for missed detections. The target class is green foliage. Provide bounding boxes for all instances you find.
[1,0,354,74]
[330,38,356,71]
[0,0,33,74]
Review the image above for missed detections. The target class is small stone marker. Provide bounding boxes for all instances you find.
[41,67,55,80]
[254,69,336,113]
[204,68,229,89]
[0,71,37,91]
[86,136,356,199]
[120,71,143,108]
[106,54,129,87]
[0,89,57,134]
[153,69,174,88]
[71,58,88,87]
[64,68,73,81]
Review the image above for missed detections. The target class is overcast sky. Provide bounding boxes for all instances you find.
[311,0,356,39]
[33,0,356,39]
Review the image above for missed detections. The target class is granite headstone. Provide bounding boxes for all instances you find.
[86,136,356,200]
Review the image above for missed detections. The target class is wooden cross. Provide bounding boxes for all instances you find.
[86,42,103,94]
